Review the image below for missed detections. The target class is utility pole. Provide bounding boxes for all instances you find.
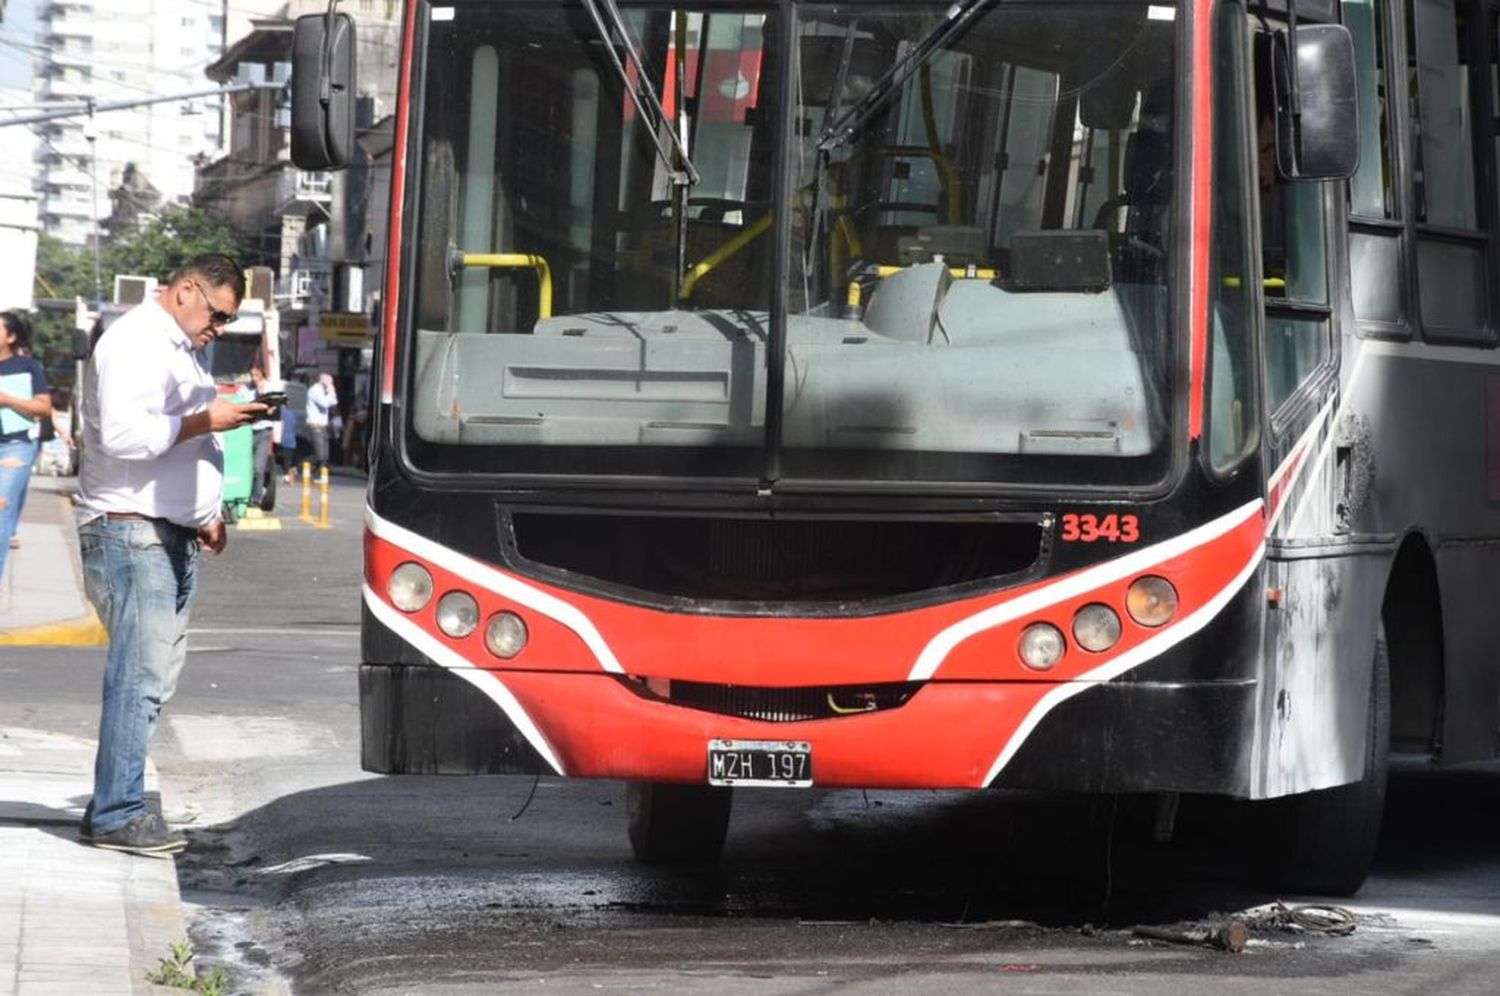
[84,101,103,308]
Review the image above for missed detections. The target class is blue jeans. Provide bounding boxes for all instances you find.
[0,438,37,581]
[79,516,200,834]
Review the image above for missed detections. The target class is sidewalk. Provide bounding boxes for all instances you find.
[0,477,189,995]
[0,475,106,646]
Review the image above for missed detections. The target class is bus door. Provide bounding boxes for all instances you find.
[1253,23,1342,537]
[1242,9,1375,798]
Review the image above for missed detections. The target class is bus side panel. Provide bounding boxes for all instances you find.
[1434,545,1500,760]
[1347,349,1500,762]
[1254,549,1385,798]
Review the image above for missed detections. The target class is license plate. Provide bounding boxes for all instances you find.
[707,739,813,787]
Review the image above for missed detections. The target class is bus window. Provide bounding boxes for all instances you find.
[1344,0,1408,329]
[1256,31,1332,414]
[1209,0,1259,471]
[782,2,1176,485]
[1409,0,1490,338]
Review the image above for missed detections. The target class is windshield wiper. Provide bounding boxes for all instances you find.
[578,0,700,187]
[817,0,992,154]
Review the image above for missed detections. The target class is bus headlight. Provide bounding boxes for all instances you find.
[1018,622,1065,671]
[436,591,480,638]
[1072,603,1122,653]
[485,612,529,659]
[1126,576,1178,627]
[388,563,433,613]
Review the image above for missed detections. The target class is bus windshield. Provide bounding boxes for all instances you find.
[406,0,1177,488]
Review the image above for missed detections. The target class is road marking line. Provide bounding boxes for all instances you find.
[186,627,359,637]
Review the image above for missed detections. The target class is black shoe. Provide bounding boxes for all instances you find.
[87,812,187,857]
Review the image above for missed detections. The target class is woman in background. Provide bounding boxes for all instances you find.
[0,312,53,580]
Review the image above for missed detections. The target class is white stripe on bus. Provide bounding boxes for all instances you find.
[907,498,1263,682]
[981,543,1264,786]
[362,583,568,775]
[365,507,625,674]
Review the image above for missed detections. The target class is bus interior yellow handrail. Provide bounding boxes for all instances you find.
[460,253,554,318]
[1221,276,1287,290]
[678,214,773,300]
[678,193,863,301]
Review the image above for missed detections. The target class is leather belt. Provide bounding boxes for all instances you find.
[102,511,163,522]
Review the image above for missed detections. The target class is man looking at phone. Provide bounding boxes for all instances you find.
[238,364,281,508]
[75,253,268,856]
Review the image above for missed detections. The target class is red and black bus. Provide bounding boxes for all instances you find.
[294,0,1497,894]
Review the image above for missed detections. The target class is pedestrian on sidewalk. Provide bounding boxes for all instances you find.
[278,400,299,483]
[236,364,277,507]
[0,311,53,581]
[75,253,267,857]
[304,371,337,472]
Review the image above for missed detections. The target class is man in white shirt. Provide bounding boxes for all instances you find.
[76,253,266,856]
[237,365,278,508]
[304,371,338,470]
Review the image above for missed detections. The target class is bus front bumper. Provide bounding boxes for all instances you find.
[360,663,1256,795]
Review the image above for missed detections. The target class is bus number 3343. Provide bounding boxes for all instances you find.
[1059,513,1141,543]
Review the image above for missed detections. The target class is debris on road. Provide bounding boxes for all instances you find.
[1238,902,1358,937]
[1131,902,1358,954]
[1132,919,1249,953]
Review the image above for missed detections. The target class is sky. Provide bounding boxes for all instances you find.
[0,0,36,91]
[0,1,294,94]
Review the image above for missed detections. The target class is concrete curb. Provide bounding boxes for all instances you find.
[0,484,103,646]
[0,610,109,647]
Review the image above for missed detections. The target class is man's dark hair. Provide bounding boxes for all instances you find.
[0,311,32,351]
[172,253,246,302]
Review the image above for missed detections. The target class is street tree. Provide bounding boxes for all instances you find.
[29,205,249,398]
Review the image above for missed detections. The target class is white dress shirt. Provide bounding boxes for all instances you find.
[76,299,224,529]
[305,381,337,428]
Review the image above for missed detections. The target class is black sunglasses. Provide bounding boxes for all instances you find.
[193,281,239,326]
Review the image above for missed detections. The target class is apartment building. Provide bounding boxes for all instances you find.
[0,85,39,311]
[31,0,229,246]
[1,0,39,309]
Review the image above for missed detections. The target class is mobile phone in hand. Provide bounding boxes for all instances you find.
[254,391,288,420]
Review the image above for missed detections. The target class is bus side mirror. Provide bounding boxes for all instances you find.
[1274,25,1360,181]
[291,12,356,171]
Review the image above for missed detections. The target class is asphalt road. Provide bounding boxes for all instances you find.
[5,475,1500,995]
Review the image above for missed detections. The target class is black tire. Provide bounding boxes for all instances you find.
[1260,628,1390,896]
[259,467,277,512]
[626,781,732,866]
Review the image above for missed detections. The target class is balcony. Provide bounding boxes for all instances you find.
[35,76,92,101]
[44,17,92,39]
[48,46,91,69]
[45,167,91,188]
[277,168,332,216]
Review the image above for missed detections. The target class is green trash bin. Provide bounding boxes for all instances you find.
[220,424,253,522]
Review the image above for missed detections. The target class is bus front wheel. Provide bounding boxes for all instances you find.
[1259,628,1390,896]
[626,781,732,866]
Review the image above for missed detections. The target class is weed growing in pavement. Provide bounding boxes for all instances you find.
[147,938,230,996]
